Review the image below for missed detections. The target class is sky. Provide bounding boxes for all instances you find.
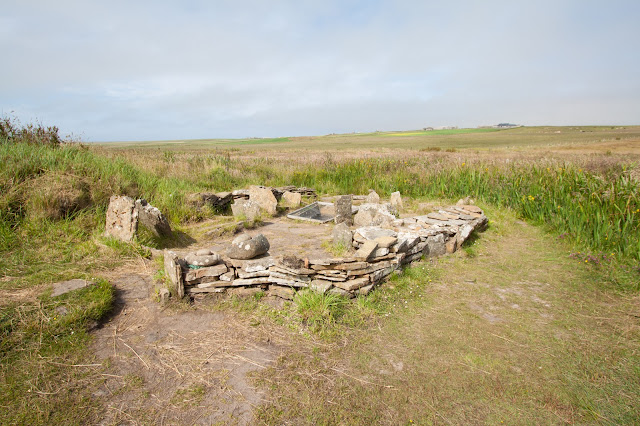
[1,0,639,142]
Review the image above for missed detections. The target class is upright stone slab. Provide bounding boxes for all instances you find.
[135,199,172,237]
[163,250,184,298]
[105,195,138,242]
[334,195,353,225]
[249,185,277,216]
[332,222,353,248]
[390,191,403,211]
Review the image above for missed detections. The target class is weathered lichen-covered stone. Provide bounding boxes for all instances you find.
[227,234,270,260]
[135,199,172,237]
[184,264,228,282]
[105,195,138,241]
[184,253,221,267]
[425,234,446,257]
[334,195,353,226]
[231,199,262,221]
[249,185,277,216]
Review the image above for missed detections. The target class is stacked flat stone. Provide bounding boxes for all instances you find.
[164,204,488,301]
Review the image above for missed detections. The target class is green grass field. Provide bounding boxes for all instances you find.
[99,125,640,151]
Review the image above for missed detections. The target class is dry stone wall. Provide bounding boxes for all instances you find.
[164,204,488,300]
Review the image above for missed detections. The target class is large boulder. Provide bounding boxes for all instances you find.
[353,203,396,227]
[281,191,302,208]
[105,195,138,241]
[249,185,277,216]
[227,233,270,260]
[135,199,172,237]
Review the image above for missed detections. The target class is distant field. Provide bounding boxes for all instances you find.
[97,125,640,153]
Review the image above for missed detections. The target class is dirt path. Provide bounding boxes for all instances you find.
[91,267,286,425]
[255,209,640,424]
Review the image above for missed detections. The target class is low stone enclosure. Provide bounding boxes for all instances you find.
[155,187,488,301]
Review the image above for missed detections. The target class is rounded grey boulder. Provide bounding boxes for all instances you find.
[228,234,270,260]
[184,253,221,267]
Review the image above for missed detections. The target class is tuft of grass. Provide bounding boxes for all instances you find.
[0,279,115,424]
[294,289,349,333]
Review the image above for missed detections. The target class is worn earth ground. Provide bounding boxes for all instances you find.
[76,205,640,424]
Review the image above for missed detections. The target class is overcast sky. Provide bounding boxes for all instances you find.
[2,1,639,141]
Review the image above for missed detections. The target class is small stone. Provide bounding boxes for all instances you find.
[446,237,458,253]
[219,271,235,282]
[328,287,354,298]
[374,235,397,248]
[456,197,475,206]
[195,248,212,256]
[249,186,277,216]
[233,233,252,244]
[333,276,370,291]
[268,285,296,300]
[227,234,270,260]
[184,264,228,282]
[390,191,403,211]
[184,253,221,267]
[159,288,170,305]
[372,247,390,257]
[332,222,352,248]
[281,191,302,208]
[357,284,375,296]
[366,190,380,204]
[310,279,333,293]
[52,279,92,298]
[354,240,378,261]
[335,195,353,226]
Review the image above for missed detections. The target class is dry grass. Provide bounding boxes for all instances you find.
[255,207,640,424]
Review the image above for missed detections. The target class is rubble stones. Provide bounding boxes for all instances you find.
[164,201,488,303]
[105,195,138,241]
[135,199,172,237]
[228,234,270,260]
[249,185,278,216]
[335,195,353,226]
